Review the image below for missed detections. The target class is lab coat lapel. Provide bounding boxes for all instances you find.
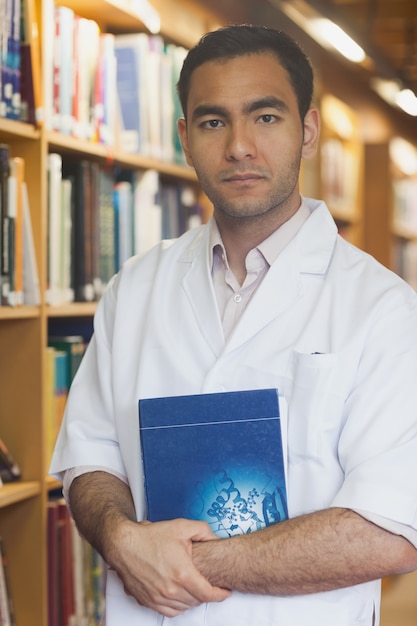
[225,202,338,353]
[180,201,338,357]
[180,228,225,358]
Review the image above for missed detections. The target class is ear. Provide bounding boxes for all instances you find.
[301,106,320,160]
[177,118,194,167]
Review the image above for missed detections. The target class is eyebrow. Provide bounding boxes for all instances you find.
[191,96,290,123]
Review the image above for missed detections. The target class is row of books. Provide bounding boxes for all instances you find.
[45,335,87,468]
[0,538,15,626]
[1,0,42,124]
[2,0,188,164]
[0,143,40,307]
[320,137,360,215]
[47,152,202,306]
[392,178,417,236]
[48,497,105,626]
[393,238,417,292]
[41,1,188,162]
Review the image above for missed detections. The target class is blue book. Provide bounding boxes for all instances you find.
[139,388,288,538]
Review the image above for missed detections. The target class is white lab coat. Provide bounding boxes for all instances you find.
[50,198,417,625]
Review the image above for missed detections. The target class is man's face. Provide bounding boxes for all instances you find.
[178,53,319,225]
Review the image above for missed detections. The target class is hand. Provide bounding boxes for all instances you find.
[108,517,231,617]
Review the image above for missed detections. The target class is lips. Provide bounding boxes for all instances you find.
[222,173,264,183]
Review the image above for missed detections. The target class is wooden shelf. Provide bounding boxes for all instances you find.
[46,131,197,181]
[46,302,98,317]
[0,306,40,320]
[55,0,148,32]
[0,118,40,141]
[0,481,41,508]
[46,476,62,492]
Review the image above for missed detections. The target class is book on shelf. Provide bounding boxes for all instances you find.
[97,168,115,297]
[47,152,72,305]
[47,497,106,626]
[0,144,10,305]
[19,0,43,125]
[165,43,187,164]
[0,147,39,306]
[0,437,21,483]
[113,179,134,270]
[132,169,161,257]
[113,33,149,154]
[62,159,97,302]
[94,32,117,146]
[48,335,86,390]
[22,180,40,305]
[52,6,75,134]
[8,156,24,306]
[44,347,68,467]
[113,33,187,160]
[139,388,288,538]
[0,0,20,120]
[0,537,15,626]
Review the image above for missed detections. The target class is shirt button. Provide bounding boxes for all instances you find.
[233,294,242,303]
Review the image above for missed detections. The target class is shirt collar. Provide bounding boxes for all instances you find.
[209,198,311,270]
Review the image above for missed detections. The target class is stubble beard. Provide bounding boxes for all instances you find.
[196,154,302,224]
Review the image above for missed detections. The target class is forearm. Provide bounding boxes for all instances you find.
[69,470,230,617]
[193,507,417,595]
[68,470,137,566]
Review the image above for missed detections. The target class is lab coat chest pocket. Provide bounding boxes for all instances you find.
[287,351,346,464]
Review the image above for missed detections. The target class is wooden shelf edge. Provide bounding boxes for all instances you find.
[0,481,41,508]
[46,302,98,317]
[0,306,40,320]
[0,117,40,140]
[392,223,417,241]
[46,476,63,492]
[45,131,196,181]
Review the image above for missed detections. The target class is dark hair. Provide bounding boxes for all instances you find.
[177,24,314,121]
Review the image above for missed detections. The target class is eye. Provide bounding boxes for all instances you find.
[201,119,225,129]
[257,114,278,124]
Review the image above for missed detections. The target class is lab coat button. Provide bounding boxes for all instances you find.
[233,294,242,303]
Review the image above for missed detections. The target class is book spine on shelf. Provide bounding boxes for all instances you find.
[0,143,10,305]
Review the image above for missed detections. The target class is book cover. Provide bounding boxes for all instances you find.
[139,389,288,538]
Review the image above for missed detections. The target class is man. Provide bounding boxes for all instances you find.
[50,24,417,625]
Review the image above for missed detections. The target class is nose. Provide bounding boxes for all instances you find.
[225,122,256,161]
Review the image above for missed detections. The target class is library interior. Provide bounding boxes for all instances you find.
[1,0,417,624]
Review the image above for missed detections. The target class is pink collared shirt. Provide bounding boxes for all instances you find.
[210,200,311,340]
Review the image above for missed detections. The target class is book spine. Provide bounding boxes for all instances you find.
[57,6,74,135]
[0,144,10,305]
[8,157,24,306]
[0,437,21,480]
[0,538,13,626]
[22,181,41,305]
[9,0,20,120]
[46,152,63,305]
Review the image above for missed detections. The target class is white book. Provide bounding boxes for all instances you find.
[22,182,40,306]
[46,153,64,305]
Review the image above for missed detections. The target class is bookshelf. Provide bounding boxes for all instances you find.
[389,138,417,288]
[0,0,218,624]
[318,94,364,247]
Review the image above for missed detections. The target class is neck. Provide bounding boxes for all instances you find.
[214,198,301,284]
